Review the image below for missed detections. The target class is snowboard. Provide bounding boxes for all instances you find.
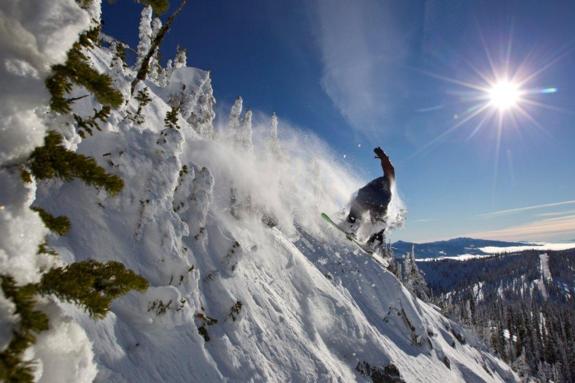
[320,212,374,255]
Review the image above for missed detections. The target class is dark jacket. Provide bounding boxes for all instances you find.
[350,176,392,221]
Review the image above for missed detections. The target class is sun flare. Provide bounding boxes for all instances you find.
[487,80,522,111]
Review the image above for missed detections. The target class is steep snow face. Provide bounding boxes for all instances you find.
[37,43,516,382]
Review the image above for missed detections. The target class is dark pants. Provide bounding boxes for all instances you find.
[346,176,391,248]
[346,200,386,246]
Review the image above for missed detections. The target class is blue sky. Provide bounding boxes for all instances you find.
[103,0,575,243]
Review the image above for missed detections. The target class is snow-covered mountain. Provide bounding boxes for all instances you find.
[392,238,575,261]
[419,249,575,302]
[391,238,524,260]
[1,1,518,382]
[419,248,575,381]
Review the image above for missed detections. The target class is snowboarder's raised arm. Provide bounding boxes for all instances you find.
[374,147,395,181]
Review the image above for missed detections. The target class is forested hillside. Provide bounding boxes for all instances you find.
[421,249,575,382]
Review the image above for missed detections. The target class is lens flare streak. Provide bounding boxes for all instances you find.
[406,32,566,200]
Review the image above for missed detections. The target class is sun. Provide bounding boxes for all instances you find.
[487,80,522,111]
[406,32,562,166]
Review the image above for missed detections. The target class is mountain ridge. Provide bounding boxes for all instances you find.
[392,237,526,259]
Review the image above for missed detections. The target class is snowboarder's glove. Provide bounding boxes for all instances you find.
[374,147,388,160]
[374,146,395,179]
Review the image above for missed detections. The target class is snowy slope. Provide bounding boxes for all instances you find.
[31,40,518,382]
[0,2,518,379]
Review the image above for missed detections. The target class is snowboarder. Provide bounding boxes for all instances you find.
[345,147,395,251]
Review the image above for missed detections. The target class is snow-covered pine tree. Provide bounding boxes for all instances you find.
[110,41,126,78]
[171,84,191,118]
[187,73,216,139]
[151,18,163,50]
[149,17,164,83]
[174,45,187,68]
[227,99,252,216]
[401,245,430,301]
[227,97,250,218]
[267,113,282,157]
[162,58,174,86]
[164,104,181,130]
[227,96,243,133]
[136,5,153,70]
[126,85,152,124]
[237,110,254,150]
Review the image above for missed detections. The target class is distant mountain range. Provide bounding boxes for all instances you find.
[391,237,525,259]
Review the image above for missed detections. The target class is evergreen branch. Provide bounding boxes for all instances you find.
[31,207,71,236]
[39,260,149,319]
[66,94,90,103]
[29,131,124,195]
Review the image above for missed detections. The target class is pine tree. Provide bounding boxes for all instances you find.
[170,84,190,117]
[400,245,430,301]
[148,17,163,83]
[187,73,216,138]
[152,16,163,36]
[127,87,153,125]
[136,6,153,70]
[267,113,282,157]
[174,45,187,68]
[236,110,253,150]
[110,41,127,77]
[161,58,173,86]
[164,105,180,129]
[227,96,243,133]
